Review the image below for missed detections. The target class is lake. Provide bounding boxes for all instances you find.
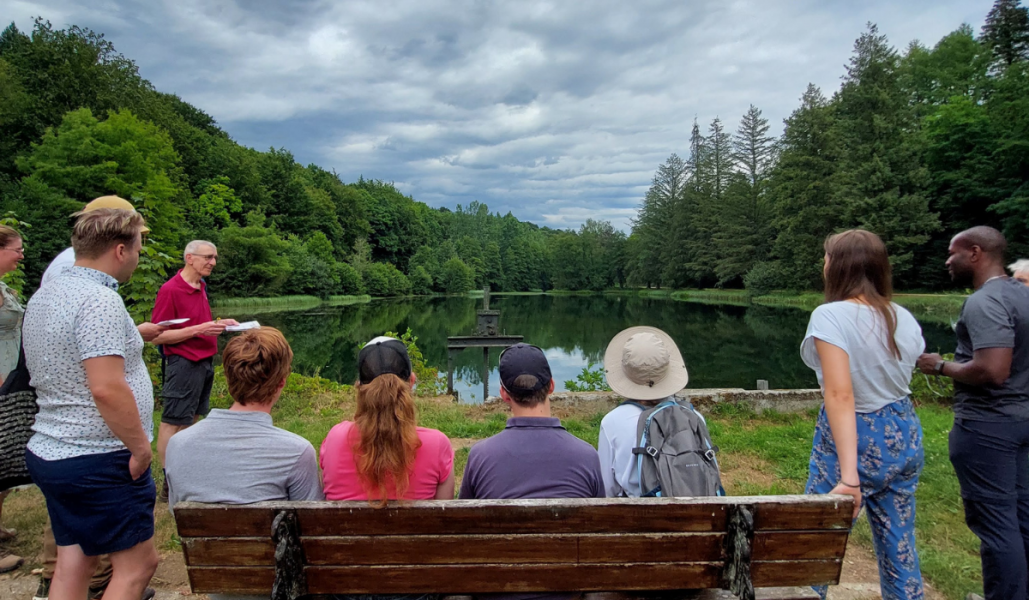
[223,294,958,402]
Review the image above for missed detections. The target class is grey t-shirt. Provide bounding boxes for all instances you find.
[801,301,925,413]
[953,277,1029,421]
[166,409,324,508]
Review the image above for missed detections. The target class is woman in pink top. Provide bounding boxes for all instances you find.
[321,336,454,504]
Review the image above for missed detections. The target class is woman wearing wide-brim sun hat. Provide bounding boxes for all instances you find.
[597,326,689,497]
[603,326,688,401]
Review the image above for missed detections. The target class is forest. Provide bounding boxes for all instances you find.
[0,18,595,303]
[632,0,1029,293]
[1,0,1027,309]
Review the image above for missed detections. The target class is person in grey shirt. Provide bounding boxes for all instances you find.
[918,226,1029,600]
[166,327,323,509]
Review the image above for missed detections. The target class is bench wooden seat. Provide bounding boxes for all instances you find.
[173,495,853,600]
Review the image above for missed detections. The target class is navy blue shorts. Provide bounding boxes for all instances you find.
[26,449,156,556]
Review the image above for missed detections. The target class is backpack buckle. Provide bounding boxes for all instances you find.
[704,449,717,462]
[646,446,659,458]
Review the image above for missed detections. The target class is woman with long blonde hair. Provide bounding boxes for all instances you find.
[320,337,454,504]
[802,230,926,600]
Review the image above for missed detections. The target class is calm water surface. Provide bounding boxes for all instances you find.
[225,295,957,403]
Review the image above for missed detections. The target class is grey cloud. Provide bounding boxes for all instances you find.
[11,0,995,231]
[501,85,538,106]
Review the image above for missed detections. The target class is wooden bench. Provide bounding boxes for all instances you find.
[173,495,854,600]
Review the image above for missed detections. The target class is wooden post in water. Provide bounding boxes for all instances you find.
[483,347,490,401]
[447,349,456,398]
[445,284,520,401]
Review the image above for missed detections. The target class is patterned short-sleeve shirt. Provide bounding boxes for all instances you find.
[23,266,154,460]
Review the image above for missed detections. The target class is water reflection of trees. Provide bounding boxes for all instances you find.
[240,295,956,392]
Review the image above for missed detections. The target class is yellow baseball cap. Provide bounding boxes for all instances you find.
[82,196,150,233]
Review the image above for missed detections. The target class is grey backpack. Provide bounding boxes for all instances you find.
[627,399,725,497]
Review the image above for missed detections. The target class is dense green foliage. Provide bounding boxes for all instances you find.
[632,2,1029,292]
[0,19,628,312]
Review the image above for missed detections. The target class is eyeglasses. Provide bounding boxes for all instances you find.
[191,254,218,263]
[2,246,24,256]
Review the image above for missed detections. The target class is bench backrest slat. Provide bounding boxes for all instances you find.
[175,496,852,537]
[174,496,852,595]
[183,530,849,567]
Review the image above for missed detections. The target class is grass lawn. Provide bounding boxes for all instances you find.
[1,373,982,599]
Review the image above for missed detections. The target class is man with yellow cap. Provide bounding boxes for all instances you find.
[32,197,159,600]
[40,196,150,290]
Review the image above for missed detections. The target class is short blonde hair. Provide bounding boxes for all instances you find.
[222,328,293,406]
[71,208,144,259]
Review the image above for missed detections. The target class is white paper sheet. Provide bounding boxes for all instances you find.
[225,321,260,332]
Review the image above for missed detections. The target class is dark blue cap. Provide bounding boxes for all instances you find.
[499,343,552,394]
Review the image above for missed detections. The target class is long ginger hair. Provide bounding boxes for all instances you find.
[351,374,422,507]
[823,229,900,358]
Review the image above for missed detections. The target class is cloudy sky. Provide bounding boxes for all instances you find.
[8,0,993,231]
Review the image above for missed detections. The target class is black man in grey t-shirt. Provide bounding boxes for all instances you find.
[918,226,1029,600]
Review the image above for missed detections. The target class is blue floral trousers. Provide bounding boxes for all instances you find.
[806,397,925,600]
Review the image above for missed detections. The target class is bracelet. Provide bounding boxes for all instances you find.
[934,360,946,375]
[839,480,860,489]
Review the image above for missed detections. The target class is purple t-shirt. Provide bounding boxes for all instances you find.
[459,417,603,600]
[459,417,603,500]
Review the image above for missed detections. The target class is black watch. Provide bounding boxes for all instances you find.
[934,360,946,375]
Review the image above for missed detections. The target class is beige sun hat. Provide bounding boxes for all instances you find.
[604,326,688,401]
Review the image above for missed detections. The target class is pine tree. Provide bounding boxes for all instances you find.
[677,121,718,285]
[981,0,1029,67]
[733,105,777,187]
[630,153,687,287]
[705,118,734,201]
[710,106,776,286]
[765,84,841,290]
[832,24,939,282]
[686,118,709,194]
[657,122,708,287]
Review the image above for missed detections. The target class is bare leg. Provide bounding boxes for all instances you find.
[156,422,188,468]
[42,521,112,588]
[50,545,98,600]
[99,538,158,600]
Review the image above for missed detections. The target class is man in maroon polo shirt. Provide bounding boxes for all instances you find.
[151,240,237,497]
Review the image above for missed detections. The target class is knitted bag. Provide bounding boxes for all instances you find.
[0,341,37,492]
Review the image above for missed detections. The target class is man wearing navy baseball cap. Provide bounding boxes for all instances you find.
[460,342,602,504]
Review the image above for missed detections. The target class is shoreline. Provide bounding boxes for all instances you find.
[209,288,966,324]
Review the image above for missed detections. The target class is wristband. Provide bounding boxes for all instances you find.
[839,480,860,489]
[934,360,946,375]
